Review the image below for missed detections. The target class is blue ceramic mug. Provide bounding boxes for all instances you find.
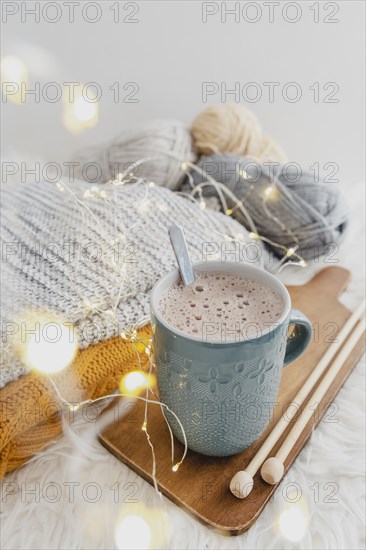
[150,262,312,457]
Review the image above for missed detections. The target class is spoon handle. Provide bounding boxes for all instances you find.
[169,225,195,286]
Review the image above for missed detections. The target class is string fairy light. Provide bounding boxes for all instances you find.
[43,368,188,495]
[128,330,183,473]
[261,181,302,253]
[286,247,297,257]
[97,152,306,271]
[21,151,309,494]
[1,145,315,513]
[53,153,307,380]
[180,161,307,271]
[60,153,307,313]
[23,178,189,486]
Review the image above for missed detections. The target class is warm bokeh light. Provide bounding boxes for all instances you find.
[17,312,77,375]
[115,515,151,550]
[279,506,307,542]
[1,55,28,104]
[63,84,99,133]
[114,505,169,550]
[1,55,27,81]
[73,96,98,122]
[278,491,308,543]
[119,370,155,395]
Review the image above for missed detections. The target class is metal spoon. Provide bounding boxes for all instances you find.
[169,225,195,286]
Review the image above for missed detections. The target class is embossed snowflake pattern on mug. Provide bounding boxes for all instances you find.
[198,367,232,393]
[163,351,192,379]
[247,358,276,385]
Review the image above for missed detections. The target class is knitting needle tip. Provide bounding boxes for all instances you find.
[261,457,285,485]
[229,470,254,499]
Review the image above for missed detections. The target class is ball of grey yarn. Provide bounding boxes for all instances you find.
[181,154,348,259]
[71,119,196,190]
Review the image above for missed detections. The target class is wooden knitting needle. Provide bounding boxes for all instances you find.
[230,299,365,499]
[261,316,365,484]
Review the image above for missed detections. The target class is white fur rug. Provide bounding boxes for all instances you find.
[1,184,365,550]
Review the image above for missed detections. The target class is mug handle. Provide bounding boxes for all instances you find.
[283,308,312,366]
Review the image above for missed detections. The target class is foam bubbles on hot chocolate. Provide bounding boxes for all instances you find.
[158,271,284,342]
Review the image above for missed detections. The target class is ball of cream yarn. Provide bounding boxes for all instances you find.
[191,104,287,164]
[72,119,195,190]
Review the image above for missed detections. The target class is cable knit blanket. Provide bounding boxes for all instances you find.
[1,179,262,388]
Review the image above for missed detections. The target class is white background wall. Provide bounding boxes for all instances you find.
[2,0,365,184]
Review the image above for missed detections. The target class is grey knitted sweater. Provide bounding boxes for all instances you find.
[1,180,263,388]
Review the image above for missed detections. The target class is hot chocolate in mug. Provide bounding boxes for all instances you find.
[150,262,312,456]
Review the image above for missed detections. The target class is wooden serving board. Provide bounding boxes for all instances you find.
[99,267,365,535]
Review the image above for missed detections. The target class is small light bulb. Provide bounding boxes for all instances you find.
[199,201,206,210]
[141,421,147,432]
[181,162,187,171]
[104,309,116,321]
[265,186,273,196]
[226,209,233,215]
[249,232,259,239]
[113,173,125,185]
[172,463,180,472]
[119,371,155,395]
[20,313,77,375]
[286,247,296,257]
